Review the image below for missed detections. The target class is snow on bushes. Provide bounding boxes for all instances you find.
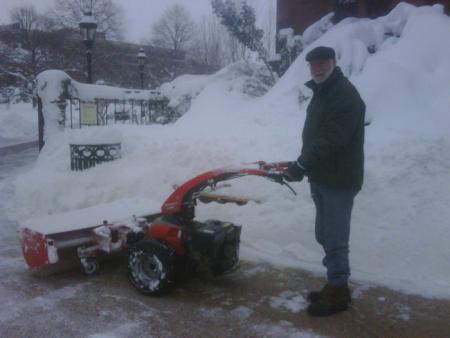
[160,60,274,115]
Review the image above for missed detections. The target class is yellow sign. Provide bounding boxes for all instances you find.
[80,102,98,125]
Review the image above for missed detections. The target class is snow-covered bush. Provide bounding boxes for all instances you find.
[237,62,274,97]
[211,0,276,84]
[277,13,335,76]
[277,28,303,76]
[160,60,273,115]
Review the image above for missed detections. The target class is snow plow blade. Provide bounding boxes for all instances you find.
[18,199,161,273]
[20,226,96,270]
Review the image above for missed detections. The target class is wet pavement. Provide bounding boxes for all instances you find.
[1,143,449,338]
[2,256,450,338]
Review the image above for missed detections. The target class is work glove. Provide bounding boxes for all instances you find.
[284,161,306,182]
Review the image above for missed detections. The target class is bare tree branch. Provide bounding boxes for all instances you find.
[51,0,125,41]
[151,4,195,53]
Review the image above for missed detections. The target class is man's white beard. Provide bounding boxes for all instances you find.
[312,66,335,84]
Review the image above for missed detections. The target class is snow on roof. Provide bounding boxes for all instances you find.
[35,70,166,142]
[36,70,162,102]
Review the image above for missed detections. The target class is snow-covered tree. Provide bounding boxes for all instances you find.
[211,0,275,83]
[0,5,60,104]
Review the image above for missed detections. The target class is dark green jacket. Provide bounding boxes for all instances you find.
[298,67,365,191]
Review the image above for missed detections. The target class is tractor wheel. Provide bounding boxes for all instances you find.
[81,257,100,276]
[127,239,175,295]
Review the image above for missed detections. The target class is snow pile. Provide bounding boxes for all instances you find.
[68,127,123,145]
[279,12,335,55]
[302,12,335,46]
[0,103,38,147]
[11,3,450,299]
[160,61,274,114]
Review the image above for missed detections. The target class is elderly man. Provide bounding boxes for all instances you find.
[285,46,366,316]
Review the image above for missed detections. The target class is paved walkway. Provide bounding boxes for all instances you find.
[1,257,450,338]
[0,140,38,155]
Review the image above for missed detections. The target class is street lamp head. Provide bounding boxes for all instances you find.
[79,13,97,49]
[137,48,147,66]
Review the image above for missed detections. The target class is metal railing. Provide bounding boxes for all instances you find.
[64,97,180,129]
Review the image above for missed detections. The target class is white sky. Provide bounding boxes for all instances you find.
[0,0,213,43]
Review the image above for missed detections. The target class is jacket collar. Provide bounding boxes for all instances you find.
[305,66,343,93]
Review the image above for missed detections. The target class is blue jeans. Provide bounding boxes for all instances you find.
[310,182,357,287]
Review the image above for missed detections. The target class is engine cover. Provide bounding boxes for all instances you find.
[186,220,242,274]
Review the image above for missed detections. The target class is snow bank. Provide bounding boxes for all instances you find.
[160,61,273,114]
[302,12,334,46]
[12,3,450,299]
[0,103,38,147]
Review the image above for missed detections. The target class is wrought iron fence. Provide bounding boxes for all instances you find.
[64,97,180,129]
[70,143,121,171]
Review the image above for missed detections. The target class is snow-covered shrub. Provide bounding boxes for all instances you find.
[151,98,181,125]
[160,60,273,116]
[277,13,335,76]
[0,86,20,104]
[211,0,276,84]
[278,28,303,76]
[237,62,274,97]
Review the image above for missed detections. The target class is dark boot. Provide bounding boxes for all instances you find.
[307,284,351,317]
[307,284,329,303]
[307,283,352,303]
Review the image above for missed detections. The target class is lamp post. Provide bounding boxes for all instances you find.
[137,48,147,89]
[79,10,97,83]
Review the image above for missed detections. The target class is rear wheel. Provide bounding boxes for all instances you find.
[81,257,99,276]
[127,239,175,295]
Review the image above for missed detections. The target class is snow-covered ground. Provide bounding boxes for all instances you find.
[0,102,38,147]
[4,3,450,300]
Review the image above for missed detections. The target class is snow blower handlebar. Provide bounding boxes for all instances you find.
[161,162,296,217]
[253,161,297,195]
[255,160,291,172]
[264,172,297,196]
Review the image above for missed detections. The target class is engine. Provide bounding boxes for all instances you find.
[185,220,242,275]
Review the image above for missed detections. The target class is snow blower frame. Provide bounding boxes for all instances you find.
[20,161,295,295]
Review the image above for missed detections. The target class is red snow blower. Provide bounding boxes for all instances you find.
[20,161,295,294]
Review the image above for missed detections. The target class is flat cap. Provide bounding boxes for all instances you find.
[305,46,336,62]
